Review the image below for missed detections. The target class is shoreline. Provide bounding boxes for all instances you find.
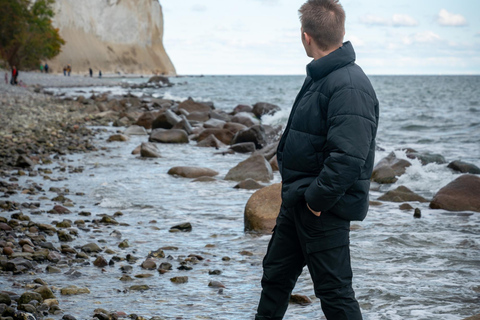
[1,76,479,320]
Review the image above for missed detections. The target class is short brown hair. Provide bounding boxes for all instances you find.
[299,0,345,51]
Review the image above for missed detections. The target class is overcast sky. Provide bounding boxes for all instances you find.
[161,0,480,75]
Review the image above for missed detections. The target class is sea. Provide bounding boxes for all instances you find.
[9,75,480,319]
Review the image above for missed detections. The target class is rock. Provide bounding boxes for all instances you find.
[231,112,260,127]
[244,183,282,233]
[141,258,157,270]
[0,292,12,305]
[81,243,102,253]
[178,99,212,113]
[119,275,133,281]
[186,111,210,122]
[399,203,414,211]
[148,76,170,85]
[233,104,253,114]
[232,125,267,149]
[57,230,74,242]
[135,112,156,129]
[46,266,62,273]
[140,142,161,158]
[197,134,226,148]
[18,292,43,305]
[225,154,273,182]
[371,152,412,184]
[223,122,248,134]
[152,110,182,129]
[430,175,480,212]
[93,256,108,267]
[129,285,150,291]
[3,246,14,255]
[192,176,217,182]
[124,125,148,136]
[414,208,421,218]
[406,151,446,165]
[447,160,480,174]
[197,128,234,145]
[204,118,226,129]
[34,286,55,300]
[118,240,130,248]
[15,155,35,168]
[378,186,429,203]
[100,215,118,225]
[461,314,480,320]
[252,102,281,118]
[170,276,188,284]
[149,128,189,144]
[169,222,192,232]
[289,294,312,305]
[229,142,255,154]
[208,281,225,288]
[172,117,194,135]
[50,205,71,214]
[269,155,279,171]
[254,142,278,161]
[168,166,218,179]
[234,179,264,190]
[62,315,77,320]
[107,134,129,142]
[60,285,90,295]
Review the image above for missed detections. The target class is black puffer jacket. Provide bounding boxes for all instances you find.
[277,41,379,221]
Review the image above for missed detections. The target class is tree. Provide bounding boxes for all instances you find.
[0,0,65,70]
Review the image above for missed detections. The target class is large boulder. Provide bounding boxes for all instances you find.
[232,125,267,149]
[135,111,156,129]
[224,122,248,134]
[371,152,411,184]
[152,110,182,130]
[378,186,429,203]
[447,160,480,174]
[225,154,273,182]
[178,99,212,113]
[233,104,253,114]
[197,134,226,148]
[244,183,281,233]
[197,128,234,145]
[124,125,148,136]
[149,129,189,144]
[148,76,171,86]
[168,166,219,179]
[186,111,210,122]
[406,151,446,165]
[252,102,281,118]
[231,112,260,127]
[230,142,256,154]
[140,142,161,158]
[204,118,226,129]
[430,175,480,212]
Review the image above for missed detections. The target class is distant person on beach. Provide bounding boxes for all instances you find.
[10,66,18,85]
[63,66,67,76]
[255,1,379,320]
[40,64,44,73]
[99,70,102,78]
[44,63,49,73]
[89,68,93,77]
[4,72,8,84]
[67,64,71,76]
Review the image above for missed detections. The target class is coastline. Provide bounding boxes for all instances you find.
[0,73,479,320]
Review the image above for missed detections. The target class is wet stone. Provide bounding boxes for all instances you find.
[81,243,102,253]
[170,276,188,284]
[169,222,192,233]
[93,256,108,268]
[129,285,150,291]
[118,240,130,249]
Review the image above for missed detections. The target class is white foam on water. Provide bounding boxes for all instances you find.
[261,108,290,128]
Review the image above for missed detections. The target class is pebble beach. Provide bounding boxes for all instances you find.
[1,71,480,320]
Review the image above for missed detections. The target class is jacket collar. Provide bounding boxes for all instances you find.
[306,41,356,81]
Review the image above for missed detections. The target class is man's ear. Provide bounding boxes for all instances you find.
[303,32,312,45]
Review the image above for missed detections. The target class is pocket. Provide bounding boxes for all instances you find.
[305,232,349,254]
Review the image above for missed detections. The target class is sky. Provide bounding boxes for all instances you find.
[160,0,480,75]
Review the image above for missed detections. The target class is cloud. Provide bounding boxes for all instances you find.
[402,31,442,45]
[392,14,418,27]
[476,32,480,37]
[191,4,207,12]
[437,9,467,26]
[360,14,418,27]
[359,15,389,26]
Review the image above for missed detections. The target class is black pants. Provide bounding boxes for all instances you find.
[255,202,362,320]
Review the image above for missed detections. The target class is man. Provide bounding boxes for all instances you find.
[255,1,379,319]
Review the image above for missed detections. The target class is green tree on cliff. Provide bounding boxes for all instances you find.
[0,0,65,69]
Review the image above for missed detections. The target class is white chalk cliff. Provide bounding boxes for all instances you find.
[48,0,176,75]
